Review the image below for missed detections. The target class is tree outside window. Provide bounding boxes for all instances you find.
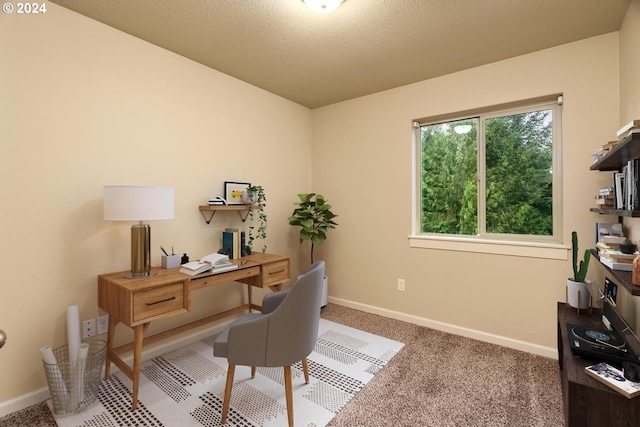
[417,97,560,243]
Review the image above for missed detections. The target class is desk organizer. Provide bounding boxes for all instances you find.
[161,254,181,269]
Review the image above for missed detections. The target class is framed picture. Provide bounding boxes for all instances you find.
[224,181,250,205]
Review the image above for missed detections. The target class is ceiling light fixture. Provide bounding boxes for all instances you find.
[303,0,344,13]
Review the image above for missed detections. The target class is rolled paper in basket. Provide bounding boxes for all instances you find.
[40,345,69,409]
[71,342,89,409]
[66,306,81,366]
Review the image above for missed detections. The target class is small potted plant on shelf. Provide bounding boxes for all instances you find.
[620,238,637,255]
[244,185,267,253]
[288,193,338,308]
[567,231,591,311]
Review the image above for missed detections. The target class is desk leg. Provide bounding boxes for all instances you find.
[131,323,149,411]
[247,285,253,312]
[104,314,117,379]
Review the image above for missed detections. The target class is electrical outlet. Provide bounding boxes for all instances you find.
[97,314,109,335]
[397,279,405,291]
[82,319,96,338]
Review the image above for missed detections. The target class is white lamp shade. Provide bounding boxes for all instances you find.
[104,186,174,221]
[303,0,344,13]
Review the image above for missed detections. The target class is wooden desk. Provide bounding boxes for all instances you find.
[98,253,290,410]
[557,302,640,427]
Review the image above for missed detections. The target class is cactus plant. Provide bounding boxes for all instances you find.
[572,231,591,282]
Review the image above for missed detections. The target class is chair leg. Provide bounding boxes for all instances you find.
[302,357,309,384]
[284,366,294,427]
[251,366,256,378]
[221,364,235,424]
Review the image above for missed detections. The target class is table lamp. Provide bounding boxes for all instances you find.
[104,186,175,278]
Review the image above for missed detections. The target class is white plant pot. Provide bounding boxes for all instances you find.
[567,279,591,309]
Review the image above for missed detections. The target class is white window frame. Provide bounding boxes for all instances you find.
[410,95,566,260]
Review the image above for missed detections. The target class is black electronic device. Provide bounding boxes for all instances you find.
[568,299,640,379]
[568,323,629,364]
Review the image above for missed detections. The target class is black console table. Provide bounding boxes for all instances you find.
[557,302,640,426]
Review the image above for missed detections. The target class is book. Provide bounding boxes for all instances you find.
[585,362,640,399]
[180,262,213,276]
[595,223,623,251]
[225,228,241,259]
[616,120,640,138]
[600,256,633,271]
[208,263,239,275]
[180,253,235,276]
[222,230,240,259]
[615,172,626,209]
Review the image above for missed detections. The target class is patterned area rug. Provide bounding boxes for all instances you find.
[48,319,404,427]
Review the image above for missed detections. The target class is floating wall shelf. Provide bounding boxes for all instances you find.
[198,205,260,224]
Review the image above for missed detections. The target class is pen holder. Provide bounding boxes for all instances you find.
[161,255,181,269]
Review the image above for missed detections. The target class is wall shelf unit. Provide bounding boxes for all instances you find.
[198,205,257,224]
[590,133,640,171]
[589,131,640,296]
[589,208,640,217]
[591,249,640,296]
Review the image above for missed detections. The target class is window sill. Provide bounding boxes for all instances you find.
[409,235,568,260]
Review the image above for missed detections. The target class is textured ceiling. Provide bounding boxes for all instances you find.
[50,0,630,109]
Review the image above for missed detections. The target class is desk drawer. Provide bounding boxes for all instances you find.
[262,260,289,286]
[133,282,187,322]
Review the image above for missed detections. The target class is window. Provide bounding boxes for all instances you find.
[413,96,563,250]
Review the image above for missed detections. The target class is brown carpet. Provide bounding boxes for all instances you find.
[0,304,564,427]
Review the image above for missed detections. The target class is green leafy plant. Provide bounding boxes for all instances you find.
[571,231,590,282]
[288,193,338,264]
[246,185,267,253]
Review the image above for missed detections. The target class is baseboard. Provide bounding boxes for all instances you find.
[327,296,558,359]
[0,320,233,418]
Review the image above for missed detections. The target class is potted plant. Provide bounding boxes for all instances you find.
[288,193,338,308]
[620,238,637,255]
[567,231,591,311]
[244,185,267,253]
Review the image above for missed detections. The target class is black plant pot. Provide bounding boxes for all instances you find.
[620,243,637,254]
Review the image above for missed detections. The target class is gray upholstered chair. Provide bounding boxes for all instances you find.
[213,261,325,427]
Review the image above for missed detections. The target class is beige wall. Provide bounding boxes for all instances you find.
[1,0,638,413]
[0,4,312,405]
[311,33,620,354]
[621,0,640,125]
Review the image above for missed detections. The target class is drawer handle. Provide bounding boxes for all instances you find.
[147,296,176,306]
[269,269,285,275]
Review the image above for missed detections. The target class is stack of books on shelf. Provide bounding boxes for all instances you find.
[595,187,614,209]
[592,119,640,165]
[597,237,636,271]
[624,158,640,211]
[592,141,622,164]
[617,119,640,140]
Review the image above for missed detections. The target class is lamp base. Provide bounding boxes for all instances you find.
[126,223,154,279]
[124,270,158,279]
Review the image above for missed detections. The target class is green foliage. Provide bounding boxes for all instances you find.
[288,193,338,264]
[420,110,553,236]
[246,185,267,253]
[571,231,590,282]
